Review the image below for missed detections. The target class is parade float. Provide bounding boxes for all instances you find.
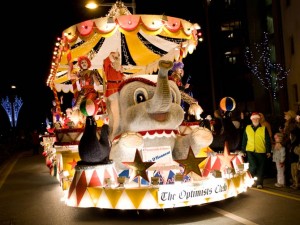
[44,1,254,210]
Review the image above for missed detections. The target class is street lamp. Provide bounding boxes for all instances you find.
[85,1,99,9]
[85,0,136,14]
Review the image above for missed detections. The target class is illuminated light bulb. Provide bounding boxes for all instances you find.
[63,170,69,177]
[85,2,98,9]
[188,44,195,54]
[181,42,188,48]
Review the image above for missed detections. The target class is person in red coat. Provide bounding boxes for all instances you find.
[103,51,125,97]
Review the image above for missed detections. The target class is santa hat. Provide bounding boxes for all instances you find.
[250,112,261,120]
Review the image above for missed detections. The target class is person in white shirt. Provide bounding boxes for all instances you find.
[272,132,285,187]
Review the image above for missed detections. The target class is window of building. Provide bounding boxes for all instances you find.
[225,51,237,64]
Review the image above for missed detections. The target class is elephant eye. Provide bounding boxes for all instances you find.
[134,88,148,104]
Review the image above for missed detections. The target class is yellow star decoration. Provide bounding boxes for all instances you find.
[122,149,156,182]
[217,141,235,171]
[175,148,207,176]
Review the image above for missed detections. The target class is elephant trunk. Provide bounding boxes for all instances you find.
[146,61,173,121]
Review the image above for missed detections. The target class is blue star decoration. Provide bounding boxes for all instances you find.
[122,149,156,182]
[175,148,207,177]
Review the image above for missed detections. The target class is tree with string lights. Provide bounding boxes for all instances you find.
[244,32,289,113]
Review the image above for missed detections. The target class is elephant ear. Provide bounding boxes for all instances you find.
[107,92,122,140]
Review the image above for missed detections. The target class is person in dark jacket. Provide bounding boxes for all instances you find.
[288,128,300,189]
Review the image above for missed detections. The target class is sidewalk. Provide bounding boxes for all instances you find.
[261,176,300,197]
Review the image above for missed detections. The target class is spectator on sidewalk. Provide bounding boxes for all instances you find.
[280,110,297,186]
[281,110,297,146]
[212,109,223,136]
[241,112,272,189]
[259,113,273,143]
[259,112,274,177]
[288,128,300,189]
[272,132,285,187]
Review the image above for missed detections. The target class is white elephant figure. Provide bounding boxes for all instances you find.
[107,60,213,172]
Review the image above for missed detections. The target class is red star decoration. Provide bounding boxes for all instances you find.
[122,149,156,182]
[175,148,207,176]
[217,141,235,171]
[67,159,77,170]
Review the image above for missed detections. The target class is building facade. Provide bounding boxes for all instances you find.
[279,0,300,113]
[202,0,299,116]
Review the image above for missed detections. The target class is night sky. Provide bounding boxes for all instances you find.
[0,0,208,134]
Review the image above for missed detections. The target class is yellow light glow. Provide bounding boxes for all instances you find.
[85,1,99,9]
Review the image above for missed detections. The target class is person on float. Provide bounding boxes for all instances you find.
[69,56,102,111]
[169,61,200,121]
[51,100,61,126]
[169,61,185,89]
[103,51,125,98]
[241,112,272,189]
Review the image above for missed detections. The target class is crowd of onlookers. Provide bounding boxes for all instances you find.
[208,108,300,189]
[275,110,300,189]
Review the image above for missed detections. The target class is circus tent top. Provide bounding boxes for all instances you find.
[47,1,201,90]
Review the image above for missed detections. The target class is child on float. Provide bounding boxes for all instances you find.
[272,132,286,187]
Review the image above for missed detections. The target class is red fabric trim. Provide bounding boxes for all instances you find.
[113,129,179,142]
